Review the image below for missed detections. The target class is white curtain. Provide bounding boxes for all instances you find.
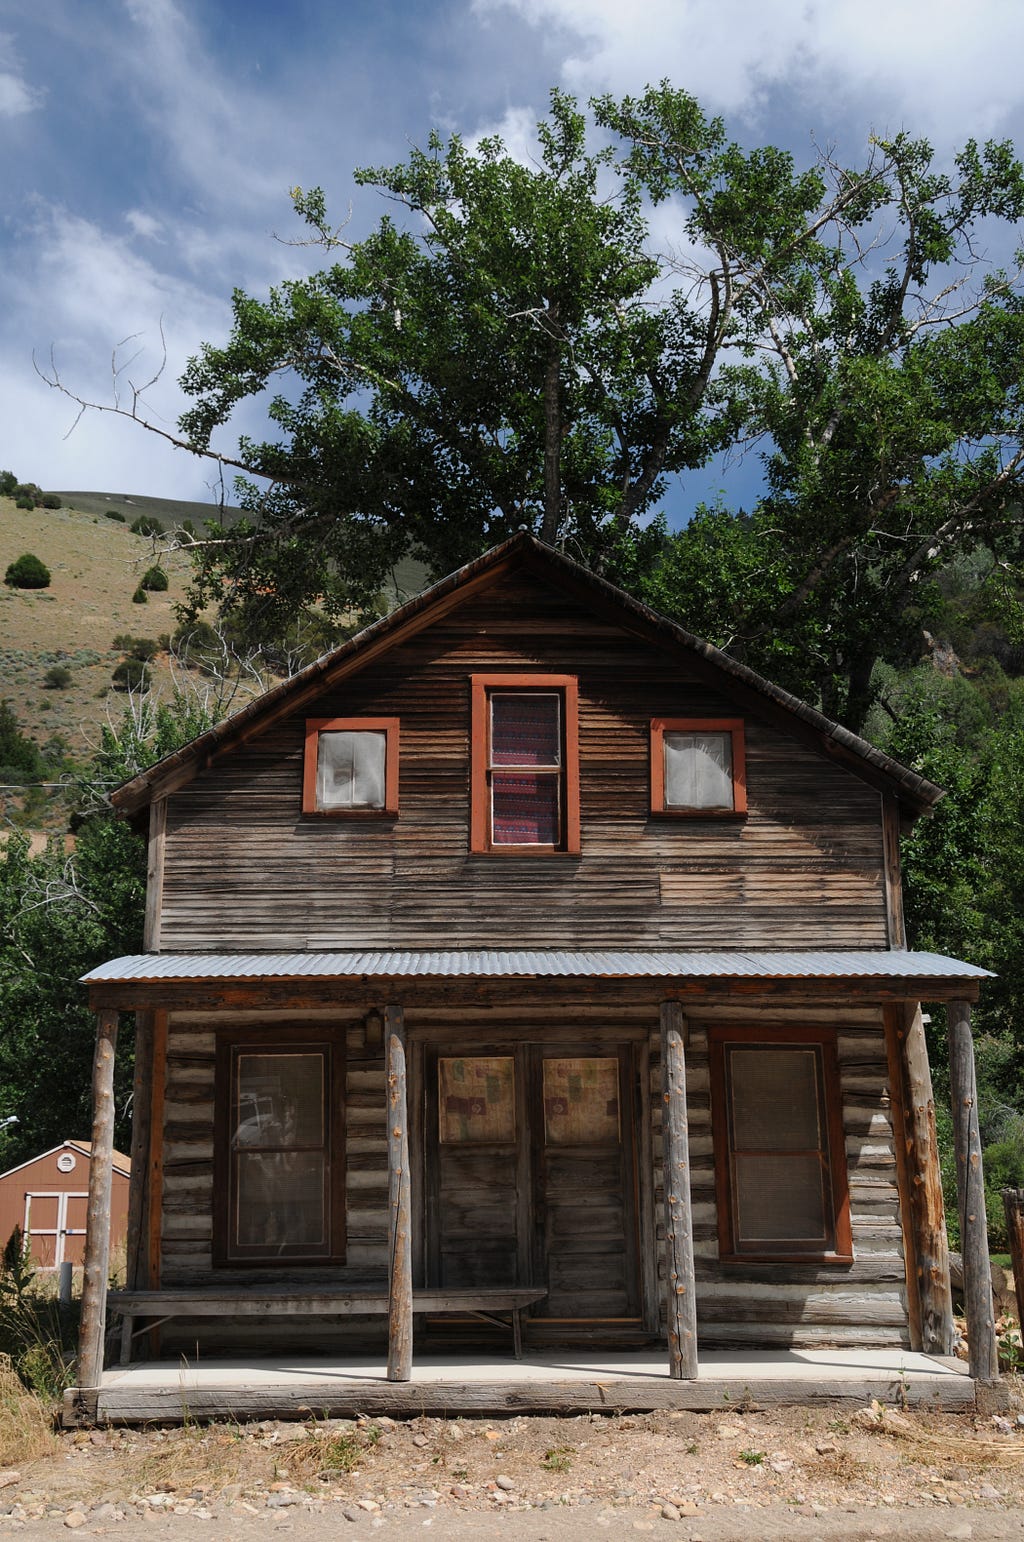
[663,731,733,808]
[316,729,386,808]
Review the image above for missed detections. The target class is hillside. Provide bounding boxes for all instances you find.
[0,494,213,762]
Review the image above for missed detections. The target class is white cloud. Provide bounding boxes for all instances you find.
[474,0,1024,139]
[0,33,42,116]
[125,210,164,241]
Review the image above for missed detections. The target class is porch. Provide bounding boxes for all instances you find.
[64,1346,985,1425]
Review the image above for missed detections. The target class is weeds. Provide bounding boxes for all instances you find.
[0,1229,79,1401]
[541,1445,574,1472]
[0,1355,58,1467]
[738,1448,765,1466]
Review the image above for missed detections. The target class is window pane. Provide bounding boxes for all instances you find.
[491,772,560,844]
[734,1153,827,1245]
[439,1057,515,1143]
[543,1058,620,1145]
[729,1047,822,1151]
[664,731,733,808]
[491,694,561,766]
[316,729,386,809]
[236,1151,326,1248]
[234,1053,324,1148]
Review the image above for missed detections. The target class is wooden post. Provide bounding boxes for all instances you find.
[1001,1188,1024,1331]
[947,999,999,1382]
[386,1004,413,1382]
[77,1009,119,1391]
[660,1001,698,1379]
[883,1006,955,1354]
[124,1011,153,1294]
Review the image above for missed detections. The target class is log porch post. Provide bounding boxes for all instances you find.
[77,1009,119,1390]
[947,999,999,1382]
[660,1001,698,1379]
[884,1005,955,1354]
[386,1003,413,1382]
[124,1011,153,1292]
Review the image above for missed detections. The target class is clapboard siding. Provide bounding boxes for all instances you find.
[155,997,910,1352]
[157,573,888,951]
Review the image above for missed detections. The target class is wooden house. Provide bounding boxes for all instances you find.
[0,1140,130,1271]
[71,532,999,1417]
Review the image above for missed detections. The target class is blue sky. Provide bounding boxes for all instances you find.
[3,0,1024,518]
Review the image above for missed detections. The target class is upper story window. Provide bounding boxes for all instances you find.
[650,717,746,816]
[709,1027,852,1264]
[470,675,580,854]
[302,718,399,816]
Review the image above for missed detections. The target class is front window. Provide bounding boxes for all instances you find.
[215,1033,345,1265]
[710,1028,852,1262]
[470,675,580,853]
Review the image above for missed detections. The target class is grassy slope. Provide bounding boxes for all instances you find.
[0,494,201,758]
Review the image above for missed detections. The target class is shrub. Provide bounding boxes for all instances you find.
[112,659,151,691]
[14,497,34,511]
[131,586,148,604]
[0,471,16,497]
[130,514,164,537]
[4,554,50,590]
[14,484,40,505]
[104,509,126,522]
[140,566,169,592]
[43,665,72,690]
[40,493,62,510]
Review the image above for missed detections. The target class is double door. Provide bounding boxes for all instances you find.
[422,1042,646,1328]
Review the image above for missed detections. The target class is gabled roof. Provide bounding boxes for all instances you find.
[0,1139,131,1182]
[111,531,943,818]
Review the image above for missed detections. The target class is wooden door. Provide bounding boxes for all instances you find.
[424,1043,641,1328]
[532,1048,640,1321]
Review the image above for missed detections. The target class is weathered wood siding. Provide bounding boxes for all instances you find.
[155,998,909,1354]
[157,572,888,952]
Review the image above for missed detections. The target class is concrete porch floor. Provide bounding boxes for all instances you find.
[66,1348,991,1425]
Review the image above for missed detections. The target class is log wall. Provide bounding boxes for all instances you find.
[157,573,888,952]
[153,996,910,1355]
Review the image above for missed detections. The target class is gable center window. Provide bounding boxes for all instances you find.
[303,718,399,815]
[650,717,746,815]
[470,675,580,853]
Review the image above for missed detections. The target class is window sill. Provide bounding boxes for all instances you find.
[718,1251,855,1267]
[650,807,748,819]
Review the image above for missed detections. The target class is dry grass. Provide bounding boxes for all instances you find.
[854,1401,1024,1466]
[0,1355,58,1468]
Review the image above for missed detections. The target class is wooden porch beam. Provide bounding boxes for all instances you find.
[660,1001,698,1379]
[947,999,999,1382]
[883,1005,955,1354]
[77,1009,119,1390]
[386,1004,413,1382]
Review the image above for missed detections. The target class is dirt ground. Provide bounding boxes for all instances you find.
[3,1393,1024,1540]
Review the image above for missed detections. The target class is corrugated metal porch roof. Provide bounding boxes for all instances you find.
[82,949,991,983]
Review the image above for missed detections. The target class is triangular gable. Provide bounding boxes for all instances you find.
[0,1140,130,1182]
[111,532,943,819]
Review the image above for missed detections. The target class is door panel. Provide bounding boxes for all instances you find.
[425,1042,642,1328]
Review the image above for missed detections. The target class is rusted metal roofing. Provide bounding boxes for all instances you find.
[82,950,991,984]
[108,532,946,818]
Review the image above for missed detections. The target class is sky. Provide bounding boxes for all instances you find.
[3,0,1024,517]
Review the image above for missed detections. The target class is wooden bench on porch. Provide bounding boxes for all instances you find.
[106,1285,548,1366]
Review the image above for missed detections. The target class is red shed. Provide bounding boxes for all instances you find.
[0,1141,131,1271]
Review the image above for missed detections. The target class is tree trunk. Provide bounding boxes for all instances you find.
[541,301,562,545]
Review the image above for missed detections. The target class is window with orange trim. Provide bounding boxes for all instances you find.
[709,1027,853,1264]
[302,718,399,815]
[470,675,580,853]
[650,717,746,815]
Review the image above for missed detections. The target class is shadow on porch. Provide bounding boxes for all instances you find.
[64,1347,989,1425]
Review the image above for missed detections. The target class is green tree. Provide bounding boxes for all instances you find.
[621,113,1024,728]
